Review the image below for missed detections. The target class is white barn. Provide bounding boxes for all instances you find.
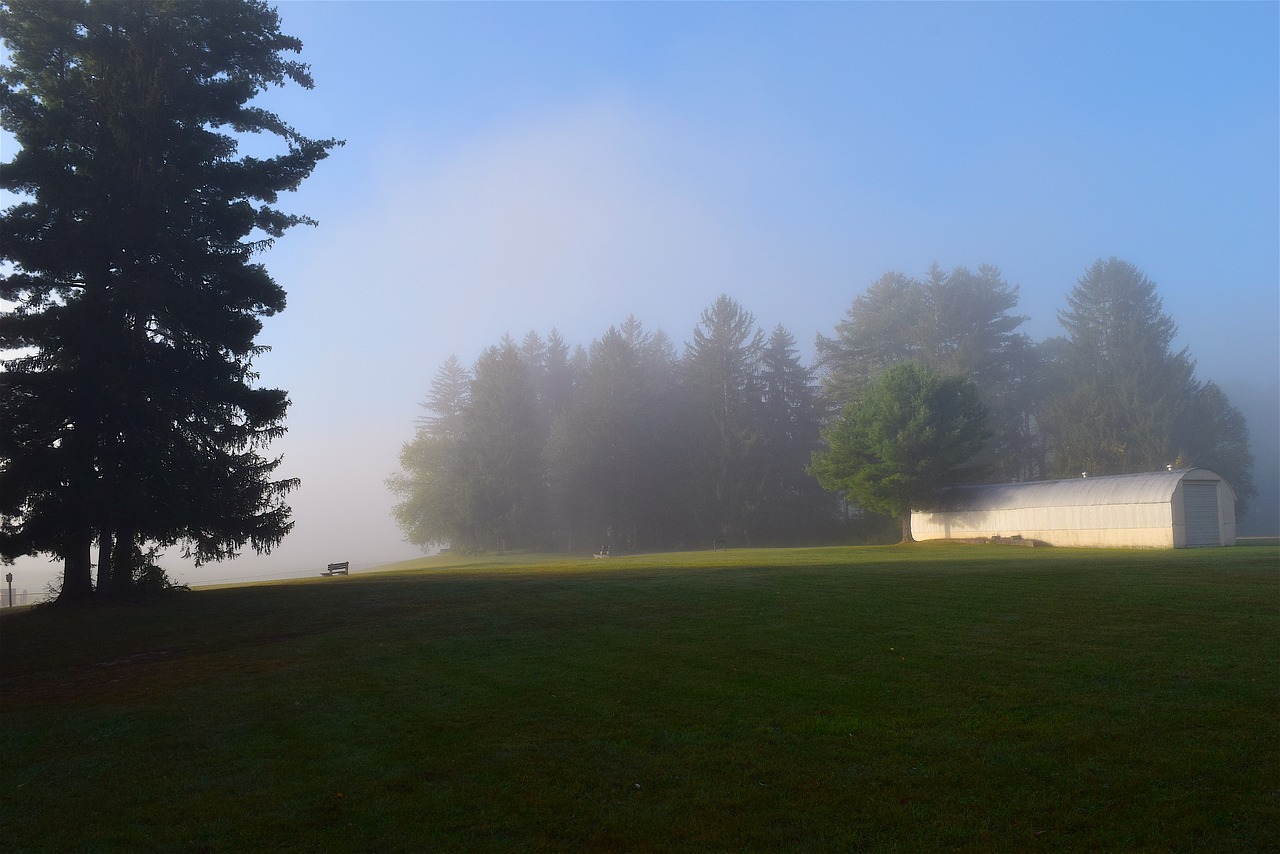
[911,468,1237,548]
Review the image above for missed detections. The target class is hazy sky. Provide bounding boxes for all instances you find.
[5,1,1278,592]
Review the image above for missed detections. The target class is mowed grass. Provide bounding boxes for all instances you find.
[1,544,1276,852]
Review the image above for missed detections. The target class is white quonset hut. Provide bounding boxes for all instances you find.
[911,468,1237,548]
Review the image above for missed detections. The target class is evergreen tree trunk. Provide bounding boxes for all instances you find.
[110,528,136,600]
[901,513,915,544]
[59,530,95,603]
[95,531,113,601]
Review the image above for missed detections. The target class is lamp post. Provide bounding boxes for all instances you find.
[5,572,12,607]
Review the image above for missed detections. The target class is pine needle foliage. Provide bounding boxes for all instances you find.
[0,0,341,600]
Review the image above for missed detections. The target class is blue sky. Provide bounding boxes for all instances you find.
[5,1,1278,591]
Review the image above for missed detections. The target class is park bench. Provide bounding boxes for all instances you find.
[321,561,349,576]
[593,546,610,559]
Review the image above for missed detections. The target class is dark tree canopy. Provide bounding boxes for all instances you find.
[809,361,990,543]
[1041,258,1255,511]
[816,264,1041,482]
[0,0,339,600]
[755,325,833,542]
[457,340,545,550]
[1043,258,1194,475]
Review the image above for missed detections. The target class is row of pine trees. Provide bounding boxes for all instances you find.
[389,304,839,552]
[389,259,1255,553]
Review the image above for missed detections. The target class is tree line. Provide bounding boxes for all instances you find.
[389,260,1255,553]
[388,305,838,552]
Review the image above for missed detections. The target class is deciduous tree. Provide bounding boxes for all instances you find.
[817,264,1040,481]
[810,361,990,542]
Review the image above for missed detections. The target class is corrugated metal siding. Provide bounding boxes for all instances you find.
[912,509,1176,547]
[912,468,1232,549]
[1182,481,1221,546]
[928,470,1197,512]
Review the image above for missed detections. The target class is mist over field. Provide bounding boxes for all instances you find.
[2,1,1276,595]
[1221,379,1280,536]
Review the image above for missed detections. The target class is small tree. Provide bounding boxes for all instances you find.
[810,361,990,542]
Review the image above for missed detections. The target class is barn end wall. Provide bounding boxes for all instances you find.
[1221,480,1238,545]
[1170,479,1237,547]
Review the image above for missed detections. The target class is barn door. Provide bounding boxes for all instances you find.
[1183,481,1221,547]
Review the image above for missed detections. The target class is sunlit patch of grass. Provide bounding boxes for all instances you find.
[1,544,1276,850]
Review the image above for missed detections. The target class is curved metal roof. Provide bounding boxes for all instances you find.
[926,468,1225,512]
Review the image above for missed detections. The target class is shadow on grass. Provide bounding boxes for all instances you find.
[2,544,1277,850]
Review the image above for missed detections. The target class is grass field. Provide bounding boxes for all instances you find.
[1,543,1277,851]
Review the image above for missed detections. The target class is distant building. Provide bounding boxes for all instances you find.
[912,468,1237,548]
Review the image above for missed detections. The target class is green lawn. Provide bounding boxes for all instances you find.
[1,544,1277,851]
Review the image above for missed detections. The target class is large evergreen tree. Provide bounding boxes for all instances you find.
[755,325,833,542]
[418,354,472,440]
[1042,258,1255,510]
[455,340,545,550]
[682,295,766,545]
[1043,258,1193,476]
[388,356,473,550]
[0,1,339,600]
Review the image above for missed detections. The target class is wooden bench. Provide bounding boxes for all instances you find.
[321,561,349,576]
